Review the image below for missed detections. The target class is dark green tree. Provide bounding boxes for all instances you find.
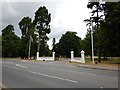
[18,17,34,58]
[100,2,120,57]
[0,35,2,57]
[54,31,82,57]
[84,2,120,61]
[82,31,92,58]
[19,17,32,37]
[33,6,51,56]
[2,25,20,57]
[52,38,56,51]
[84,1,105,62]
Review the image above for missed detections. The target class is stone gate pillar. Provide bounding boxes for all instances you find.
[36,52,39,60]
[53,52,55,61]
[71,51,74,62]
[81,50,85,63]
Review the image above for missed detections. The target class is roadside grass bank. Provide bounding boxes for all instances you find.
[1,57,120,64]
[1,58,54,62]
[85,57,120,64]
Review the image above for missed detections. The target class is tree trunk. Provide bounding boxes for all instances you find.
[37,38,40,52]
[96,4,101,63]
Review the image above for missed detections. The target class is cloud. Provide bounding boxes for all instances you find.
[1,0,90,49]
[1,1,62,35]
[49,0,90,39]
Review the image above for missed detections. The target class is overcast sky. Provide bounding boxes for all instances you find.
[1,0,91,49]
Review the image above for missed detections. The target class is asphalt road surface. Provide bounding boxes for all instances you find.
[2,60,118,88]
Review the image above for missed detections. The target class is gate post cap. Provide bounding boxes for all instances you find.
[71,51,74,53]
[81,50,85,53]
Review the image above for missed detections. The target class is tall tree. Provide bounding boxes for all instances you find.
[84,2,120,61]
[82,31,92,58]
[2,25,20,57]
[18,17,33,58]
[54,31,82,57]
[101,2,120,57]
[0,35,2,57]
[19,17,32,37]
[34,6,51,56]
[52,38,56,51]
[84,1,105,62]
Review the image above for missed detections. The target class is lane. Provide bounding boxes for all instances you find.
[2,60,118,88]
[13,60,118,77]
[3,64,81,88]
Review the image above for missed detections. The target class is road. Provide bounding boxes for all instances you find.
[2,60,118,88]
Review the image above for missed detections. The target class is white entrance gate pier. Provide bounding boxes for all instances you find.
[36,52,55,61]
[70,50,85,63]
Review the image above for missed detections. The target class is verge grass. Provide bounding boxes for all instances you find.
[85,57,120,64]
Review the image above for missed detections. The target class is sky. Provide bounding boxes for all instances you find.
[1,0,91,49]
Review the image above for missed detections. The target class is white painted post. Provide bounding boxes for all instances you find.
[81,50,85,63]
[36,52,39,60]
[71,51,74,62]
[53,52,55,61]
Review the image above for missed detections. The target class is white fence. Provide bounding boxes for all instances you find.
[36,52,55,61]
[37,57,53,61]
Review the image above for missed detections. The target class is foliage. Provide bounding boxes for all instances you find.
[100,2,120,57]
[2,25,20,57]
[52,38,56,51]
[18,17,33,58]
[82,31,92,57]
[84,1,105,62]
[19,17,32,37]
[2,6,51,58]
[0,35,2,57]
[54,31,82,57]
[34,6,51,56]
[84,2,120,61]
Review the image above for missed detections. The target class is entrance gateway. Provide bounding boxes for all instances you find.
[70,50,85,63]
[36,50,85,63]
[36,52,55,61]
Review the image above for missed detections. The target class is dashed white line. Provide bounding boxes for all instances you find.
[3,61,14,64]
[4,65,19,70]
[29,70,79,83]
[15,64,28,68]
[50,68,96,76]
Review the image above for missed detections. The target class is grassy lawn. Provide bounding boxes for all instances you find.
[1,57,120,64]
[85,57,120,64]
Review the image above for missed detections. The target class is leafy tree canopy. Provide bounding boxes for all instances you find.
[54,31,82,57]
[2,25,20,57]
[34,6,51,56]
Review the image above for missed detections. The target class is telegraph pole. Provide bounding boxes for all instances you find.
[28,36,31,59]
[91,22,95,64]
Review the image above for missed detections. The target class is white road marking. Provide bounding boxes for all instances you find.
[29,70,79,83]
[4,65,19,70]
[3,61,13,64]
[79,64,90,67]
[36,62,76,67]
[29,71,38,75]
[15,64,28,68]
[50,68,96,76]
